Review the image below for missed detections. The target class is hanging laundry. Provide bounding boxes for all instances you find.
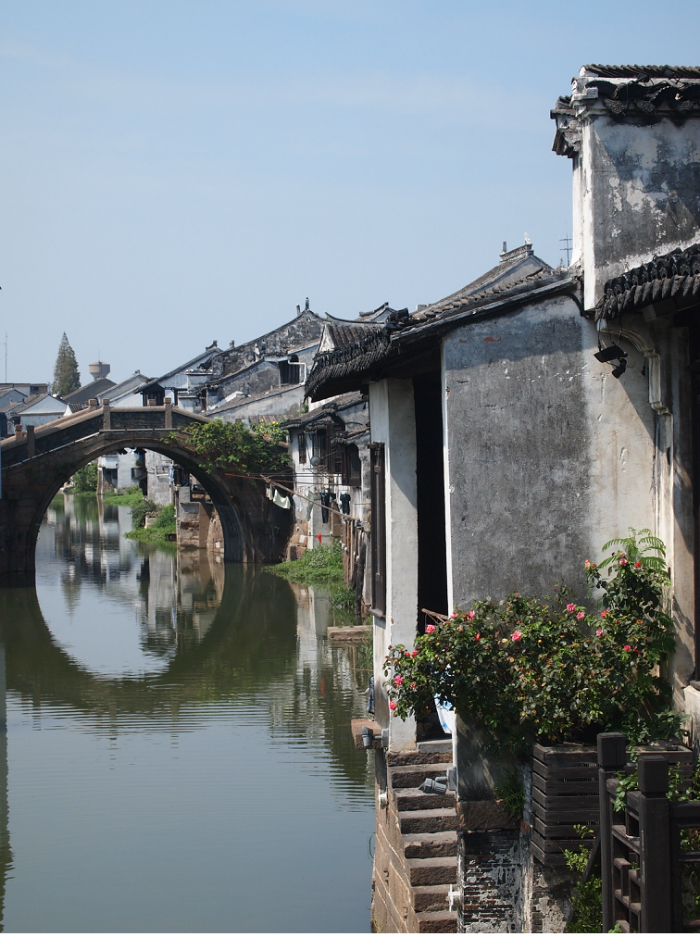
[320,490,331,523]
[272,489,291,509]
[339,492,351,515]
[266,487,274,501]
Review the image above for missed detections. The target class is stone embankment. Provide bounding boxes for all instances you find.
[372,749,457,933]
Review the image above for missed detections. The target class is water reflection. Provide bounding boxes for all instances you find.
[0,496,373,932]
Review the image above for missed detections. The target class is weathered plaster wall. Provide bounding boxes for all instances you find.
[441,296,678,618]
[577,115,700,309]
[369,378,418,751]
[443,296,594,606]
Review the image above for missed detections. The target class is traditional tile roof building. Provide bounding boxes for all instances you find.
[306,65,700,932]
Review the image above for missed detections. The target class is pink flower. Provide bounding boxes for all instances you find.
[394,675,403,686]
[619,557,627,566]
[576,612,585,620]
[584,559,591,568]
[410,682,416,688]
[512,630,522,642]
[601,610,609,618]
[467,611,476,620]
[389,701,397,710]
[450,612,459,619]
[566,603,576,612]
[596,629,604,637]
[411,650,419,657]
[475,633,481,641]
[624,645,631,652]
[425,624,436,634]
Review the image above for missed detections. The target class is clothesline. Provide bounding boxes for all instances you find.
[260,474,352,522]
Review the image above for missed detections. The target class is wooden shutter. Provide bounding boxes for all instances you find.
[370,442,386,615]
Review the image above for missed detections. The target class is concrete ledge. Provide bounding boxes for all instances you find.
[327,625,371,643]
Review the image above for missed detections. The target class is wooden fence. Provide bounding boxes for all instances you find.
[597,732,699,933]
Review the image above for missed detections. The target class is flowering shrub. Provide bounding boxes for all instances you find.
[385,530,681,751]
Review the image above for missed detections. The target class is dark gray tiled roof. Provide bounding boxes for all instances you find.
[583,65,700,79]
[596,242,700,321]
[306,268,577,401]
[64,378,116,405]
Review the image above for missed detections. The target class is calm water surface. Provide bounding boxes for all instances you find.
[0,495,374,932]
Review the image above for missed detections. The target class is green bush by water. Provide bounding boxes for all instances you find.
[126,503,176,543]
[267,540,356,613]
[101,485,143,507]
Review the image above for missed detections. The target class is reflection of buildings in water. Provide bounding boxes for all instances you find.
[40,497,223,657]
[0,644,13,931]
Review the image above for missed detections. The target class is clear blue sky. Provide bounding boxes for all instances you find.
[2,0,700,386]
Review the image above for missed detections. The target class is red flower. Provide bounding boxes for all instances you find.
[475,633,481,641]
[389,701,397,710]
[425,624,436,634]
[635,561,642,568]
[566,603,576,612]
[624,645,631,652]
[411,650,419,657]
[601,610,609,618]
[512,630,522,642]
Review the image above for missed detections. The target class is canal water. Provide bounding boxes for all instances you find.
[0,495,375,932]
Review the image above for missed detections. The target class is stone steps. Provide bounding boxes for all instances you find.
[412,884,453,912]
[399,807,460,835]
[408,856,458,887]
[415,909,458,933]
[403,831,458,859]
[390,763,451,788]
[394,787,456,811]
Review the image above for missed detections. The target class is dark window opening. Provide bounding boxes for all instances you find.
[298,431,307,464]
[346,444,362,486]
[279,354,301,385]
[312,429,327,464]
[414,371,448,621]
[370,442,386,615]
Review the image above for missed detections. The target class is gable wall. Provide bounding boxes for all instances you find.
[442,294,662,611]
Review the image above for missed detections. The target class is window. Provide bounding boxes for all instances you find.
[370,443,386,615]
[298,431,307,464]
[346,444,362,486]
[279,354,301,385]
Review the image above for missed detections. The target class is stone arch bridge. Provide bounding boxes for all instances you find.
[0,403,292,586]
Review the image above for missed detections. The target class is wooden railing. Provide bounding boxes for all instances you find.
[597,732,699,933]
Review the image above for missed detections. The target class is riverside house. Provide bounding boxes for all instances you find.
[306,64,700,931]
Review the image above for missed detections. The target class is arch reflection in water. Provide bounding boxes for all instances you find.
[0,500,373,933]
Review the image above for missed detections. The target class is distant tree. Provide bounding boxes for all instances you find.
[52,333,80,397]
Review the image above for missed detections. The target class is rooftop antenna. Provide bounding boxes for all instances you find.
[560,235,573,267]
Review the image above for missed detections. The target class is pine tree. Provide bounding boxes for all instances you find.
[52,333,81,397]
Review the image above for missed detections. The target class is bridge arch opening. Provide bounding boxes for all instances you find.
[0,407,292,586]
[34,440,246,563]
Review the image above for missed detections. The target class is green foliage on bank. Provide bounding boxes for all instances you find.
[71,462,98,493]
[101,485,143,506]
[171,419,289,474]
[125,503,176,543]
[267,540,355,612]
